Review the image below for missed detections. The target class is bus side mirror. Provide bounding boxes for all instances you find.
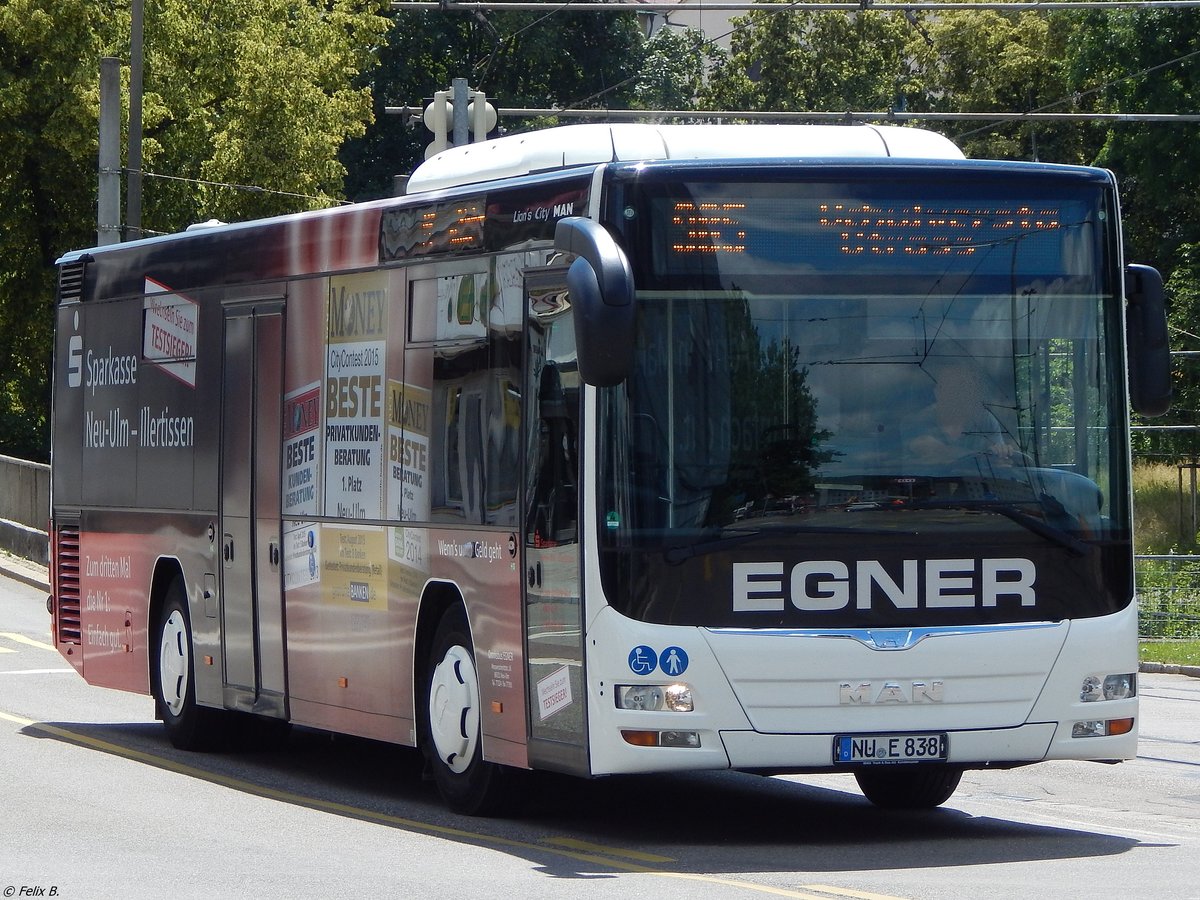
[1125,263,1172,418]
[554,217,636,387]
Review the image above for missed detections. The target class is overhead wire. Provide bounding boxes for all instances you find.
[460,0,1199,129]
[140,170,350,207]
[956,46,1200,140]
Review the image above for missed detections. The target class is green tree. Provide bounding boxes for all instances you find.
[1065,8,1200,273]
[137,0,390,227]
[701,2,919,114]
[916,9,1097,165]
[343,8,650,200]
[1062,10,1200,463]
[632,27,721,112]
[0,0,389,460]
[1,0,107,459]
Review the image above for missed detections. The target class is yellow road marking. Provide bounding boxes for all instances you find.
[543,836,676,863]
[0,709,910,900]
[0,632,57,652]
[805,887,917,900]
[649,874,909,899]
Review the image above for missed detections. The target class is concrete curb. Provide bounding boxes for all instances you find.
[1139,661,1200,679]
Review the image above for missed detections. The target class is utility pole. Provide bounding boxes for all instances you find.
[126,0,145,240]
[97,58,122,246]
[452,77,470,148]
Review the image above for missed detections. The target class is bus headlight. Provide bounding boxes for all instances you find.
[616,683,694,712]
[1080,673,1136,702]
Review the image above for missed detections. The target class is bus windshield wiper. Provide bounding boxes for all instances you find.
[663,523,905,565]
[890,499,1091,556]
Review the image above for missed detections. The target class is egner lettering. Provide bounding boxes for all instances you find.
[732,558,1037,612]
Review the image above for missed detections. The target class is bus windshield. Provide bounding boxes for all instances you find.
[597,168,1131,629]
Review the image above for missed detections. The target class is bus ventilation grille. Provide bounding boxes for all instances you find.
[58,260,87,304]
[55,525,82,644]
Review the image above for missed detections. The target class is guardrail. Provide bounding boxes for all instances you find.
[0,454,49,566]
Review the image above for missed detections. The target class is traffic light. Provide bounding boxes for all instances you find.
[423,84,498,160]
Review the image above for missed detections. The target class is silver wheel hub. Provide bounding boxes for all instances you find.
[159,610,189,717]
[428,644,480,774]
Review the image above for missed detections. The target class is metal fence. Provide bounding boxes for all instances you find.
[1137,555,1200,640]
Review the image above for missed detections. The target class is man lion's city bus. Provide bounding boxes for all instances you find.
[49,124,1171,814]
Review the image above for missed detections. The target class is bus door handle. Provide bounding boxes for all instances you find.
[268,540,280,569]
[527,561,542,588]
[223,534,235,564]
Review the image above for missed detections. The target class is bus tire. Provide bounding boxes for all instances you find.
[153,578,228,751]
[854,765,963,810]
[421,607,520,816]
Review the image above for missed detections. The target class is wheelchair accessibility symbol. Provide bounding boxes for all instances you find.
[628,645,657,675]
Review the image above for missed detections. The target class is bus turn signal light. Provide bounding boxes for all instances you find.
[621,729,701,748]
[1072,717,1134,738]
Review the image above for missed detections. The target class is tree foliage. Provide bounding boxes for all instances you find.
[915,9,1095,165]
[136,0,390,227]
[632,27,720,112]
[702,2,916,113]
[1065,9,1200,270]
[342,9,649,199]
[1,0,108,459]
[4,2,1200,464]
[0,0,389,459]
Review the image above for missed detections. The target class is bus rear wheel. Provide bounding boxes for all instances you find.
[422,607,520,816]
[854,765,963,810]
[153,579,228,751]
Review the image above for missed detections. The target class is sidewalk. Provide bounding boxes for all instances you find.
[0,551,49,592]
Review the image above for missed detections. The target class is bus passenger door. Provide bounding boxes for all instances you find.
[523,270,588,775]
[220,303,287,717]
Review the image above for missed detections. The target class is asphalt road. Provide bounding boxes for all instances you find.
[2,561,1197,900]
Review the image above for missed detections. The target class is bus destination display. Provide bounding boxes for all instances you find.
[656,192,1081,277]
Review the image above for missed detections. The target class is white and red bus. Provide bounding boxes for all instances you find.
[49,124,1171,814]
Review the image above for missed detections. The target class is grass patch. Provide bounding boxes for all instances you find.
[1139,640,1200,667]
[1133,462,1197,554]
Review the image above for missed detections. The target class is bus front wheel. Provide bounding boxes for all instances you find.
[422,607,520,816]
[854,765,963,810]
